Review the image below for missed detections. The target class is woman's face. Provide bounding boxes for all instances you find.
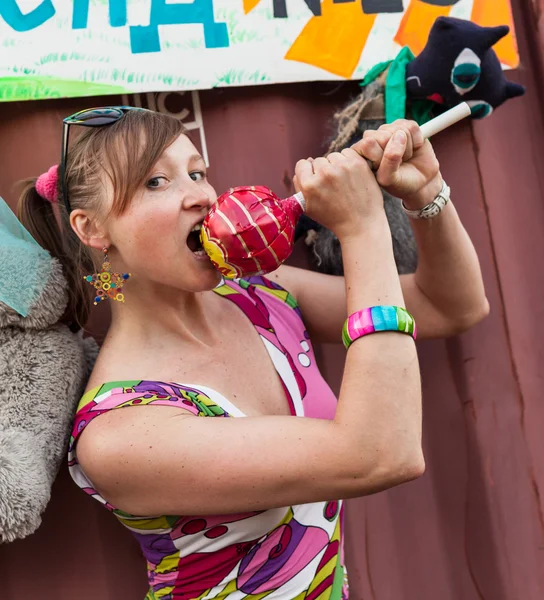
[107,133,221,293]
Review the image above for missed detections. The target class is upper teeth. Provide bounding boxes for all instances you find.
[191,223,202,232]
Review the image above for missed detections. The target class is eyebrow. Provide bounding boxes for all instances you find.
[157,152,205,170]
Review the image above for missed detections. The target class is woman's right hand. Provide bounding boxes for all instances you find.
[294,147,383,241]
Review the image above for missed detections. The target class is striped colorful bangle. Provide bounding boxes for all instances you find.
[342,306,417,349]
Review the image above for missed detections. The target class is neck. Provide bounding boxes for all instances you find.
[108,281,223,347]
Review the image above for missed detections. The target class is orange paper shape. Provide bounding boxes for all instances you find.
[243,0,261,14]
[471,0,519,68]
[285,0,376,79]
[394,0,452,56]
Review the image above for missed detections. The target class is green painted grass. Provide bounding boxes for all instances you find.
[214,69,270,86]
[38,51,112,65]
[0,76,129,102]
[218,8,261,44]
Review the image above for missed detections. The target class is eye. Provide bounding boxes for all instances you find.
[467,100,493,119]
[190,171,206,182]
[146,176,168,189]
[451,48,481,95]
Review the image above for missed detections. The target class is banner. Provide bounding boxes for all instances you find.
[0,0,518,102]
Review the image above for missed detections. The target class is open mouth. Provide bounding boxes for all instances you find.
[186,222,206,257]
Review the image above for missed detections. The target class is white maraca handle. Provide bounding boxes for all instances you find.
[293,102,472,212]
[419,102,471,138]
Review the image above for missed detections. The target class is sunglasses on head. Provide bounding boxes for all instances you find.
[60,106,149,213]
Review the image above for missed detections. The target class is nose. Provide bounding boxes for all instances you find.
[182,183,215,211]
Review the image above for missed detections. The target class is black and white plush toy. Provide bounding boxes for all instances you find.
[407,17,525,119]
[0,197,98,542]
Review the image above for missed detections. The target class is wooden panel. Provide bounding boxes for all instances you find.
[343,118,544,599]
[1,0,544,594]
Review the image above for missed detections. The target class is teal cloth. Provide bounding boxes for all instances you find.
[360,46,434,125]
[0,197,52,317]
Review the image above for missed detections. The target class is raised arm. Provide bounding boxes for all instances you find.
[358,119,489,336]
[272,120,489,343]
[76,144,424,517]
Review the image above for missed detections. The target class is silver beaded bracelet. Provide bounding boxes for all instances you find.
[401,179,451,220]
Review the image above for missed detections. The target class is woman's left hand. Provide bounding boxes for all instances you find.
[351,119,443,209]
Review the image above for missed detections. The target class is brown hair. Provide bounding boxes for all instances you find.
[17,110,186,330]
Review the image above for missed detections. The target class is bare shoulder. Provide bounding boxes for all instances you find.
[76,404,194,491]
[82,339,122,392]
[82,338,157,393]
[77,402,193,452]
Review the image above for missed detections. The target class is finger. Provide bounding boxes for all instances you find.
[402,127,414,161]
[312,156,331,173]
[326,151,346,164]
[380,126,413,161]
[362,128,392,151]
[341,146,371,165]
[341,147,363,160]
[379,121,418,160]
[384,119,424,150]
[341,146,375,173]
[351,135,385,170]
[293,174,300,193]
[404,120,424,151]
[295,159,315,185]
[379,119,415,135]
[376,130,407,187]
[307,157,315,173]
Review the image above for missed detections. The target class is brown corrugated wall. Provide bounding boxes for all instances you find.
[1,0,544,597]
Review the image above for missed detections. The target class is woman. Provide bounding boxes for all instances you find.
[18,107,488,599]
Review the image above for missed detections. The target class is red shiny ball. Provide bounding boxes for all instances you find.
[202,186,303,278]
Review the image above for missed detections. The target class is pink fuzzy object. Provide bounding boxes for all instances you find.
[36,165,59,204]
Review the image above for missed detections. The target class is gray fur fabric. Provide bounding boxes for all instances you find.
[302,78,418,275]
[0,254,98,543]
[306,185,418,276]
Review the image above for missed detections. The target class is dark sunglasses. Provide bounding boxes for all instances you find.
[60,106,148,213]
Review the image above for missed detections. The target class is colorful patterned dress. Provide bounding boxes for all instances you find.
[69,277,348,600]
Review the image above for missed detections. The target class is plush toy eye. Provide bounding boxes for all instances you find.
[451,48,482,95]
[467,100,493,119]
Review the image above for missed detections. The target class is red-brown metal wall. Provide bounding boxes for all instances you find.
[1,0,544,597]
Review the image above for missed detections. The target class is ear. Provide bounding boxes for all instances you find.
[432,16,454,31]
[481,25,510,48]
[69,209,110,251]
[505,81,526,99]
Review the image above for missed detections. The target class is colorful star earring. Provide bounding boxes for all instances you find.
[84,247,131,306]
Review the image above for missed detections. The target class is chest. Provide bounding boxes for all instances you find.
[183,311,292,417]
[92,286,336,419]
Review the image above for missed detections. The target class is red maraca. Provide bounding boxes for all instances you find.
[201,104,472,279]
[200,185,306,279]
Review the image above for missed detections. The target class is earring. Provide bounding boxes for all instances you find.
[84,247,131,306]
